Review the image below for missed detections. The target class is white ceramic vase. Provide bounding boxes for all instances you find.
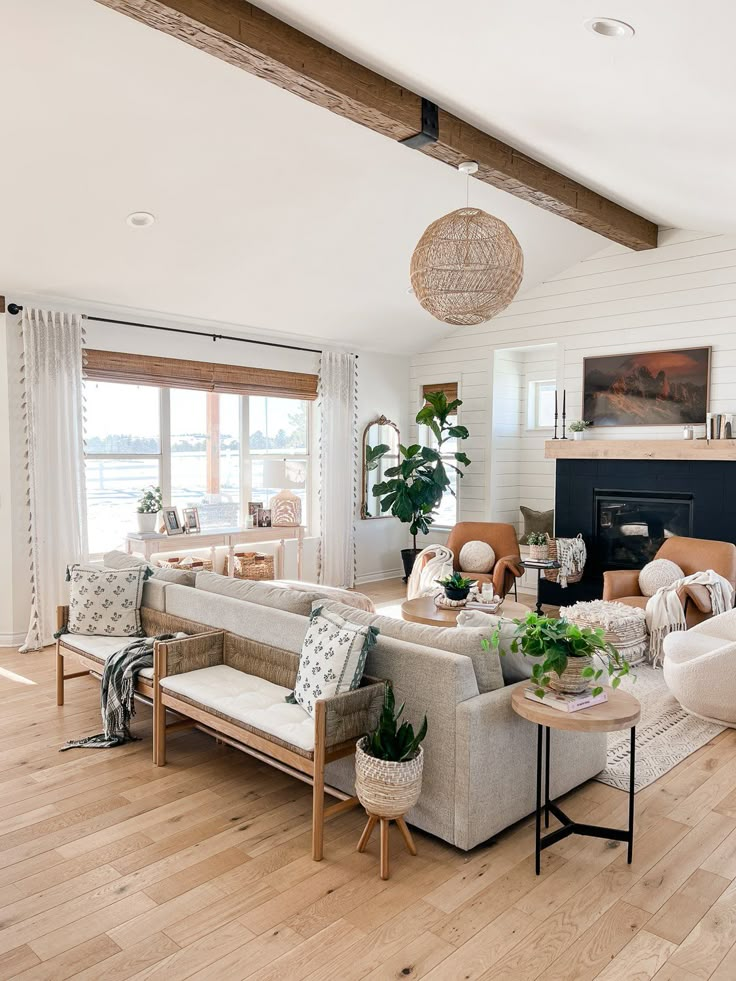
[573,431,585,441]
[136,511,158,533]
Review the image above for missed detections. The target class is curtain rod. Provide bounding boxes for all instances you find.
[6,304,353,358]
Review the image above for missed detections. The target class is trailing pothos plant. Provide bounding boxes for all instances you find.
[366,682,428,763]
[371,391,471,549]
[483,612,631,698]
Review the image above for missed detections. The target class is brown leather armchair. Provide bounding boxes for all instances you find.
[446,522,524,599]
[603,536,736,627]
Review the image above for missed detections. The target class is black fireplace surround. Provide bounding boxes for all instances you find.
[539,459,736,606]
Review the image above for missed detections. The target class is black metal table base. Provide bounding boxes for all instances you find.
[535,723,636,875]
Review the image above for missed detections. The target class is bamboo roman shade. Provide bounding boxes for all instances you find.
[422,381,458,403]
[83,350,318,401]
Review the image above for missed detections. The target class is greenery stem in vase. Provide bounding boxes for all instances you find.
[483,612,631,698]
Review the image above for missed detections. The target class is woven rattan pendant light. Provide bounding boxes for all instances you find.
[410,163,524,326]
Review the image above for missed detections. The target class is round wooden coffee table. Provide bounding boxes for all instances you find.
[511,684,641,874]
[400,595,532,627]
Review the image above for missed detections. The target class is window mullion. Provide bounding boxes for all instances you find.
[160,387,171,504]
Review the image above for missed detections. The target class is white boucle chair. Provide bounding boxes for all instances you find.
[662,608,736,726]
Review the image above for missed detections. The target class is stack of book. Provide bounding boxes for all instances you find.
[524,686,608,713]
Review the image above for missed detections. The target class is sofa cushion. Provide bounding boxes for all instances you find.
[164,583,308,653]
[194,571,323,617]
[456,609,532,684]
[160,664,314,752]
[66,565,146,638]
[290,606,376,717]
[103,550,152,571]
[519,506,554,545]
[314,600,504,694]
[152,567,197,587]
[59,633,154,679]
[273,580,376,613]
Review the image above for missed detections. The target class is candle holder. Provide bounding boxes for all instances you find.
[553,389,559,439]
[561,389,567,439]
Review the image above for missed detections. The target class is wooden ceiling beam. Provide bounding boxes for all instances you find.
[95,0,658,250]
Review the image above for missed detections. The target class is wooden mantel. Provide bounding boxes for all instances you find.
[545,439,736,462]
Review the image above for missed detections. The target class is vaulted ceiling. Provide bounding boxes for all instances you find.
[8,0,710,352]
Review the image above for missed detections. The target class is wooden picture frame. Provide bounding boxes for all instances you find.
[182,507,200,534]
[582,347,711,428]
[162,506,184,536]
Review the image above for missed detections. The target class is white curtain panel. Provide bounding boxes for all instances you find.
[20,308,88,651]
[317,351,358,588]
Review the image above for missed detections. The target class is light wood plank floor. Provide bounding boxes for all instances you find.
[1,578,736,979]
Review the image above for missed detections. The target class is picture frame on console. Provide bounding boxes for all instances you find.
[162,506,184,536]
[582,346,710,428]
[182,507,200,533]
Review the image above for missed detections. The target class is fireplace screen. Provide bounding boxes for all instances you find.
[595,490,693,569]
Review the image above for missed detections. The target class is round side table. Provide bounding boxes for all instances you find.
[401,595,532,627]
[511,685,641,874]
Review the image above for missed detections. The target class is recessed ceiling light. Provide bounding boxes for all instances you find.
[126,211,155,228]
[584,17,635,39]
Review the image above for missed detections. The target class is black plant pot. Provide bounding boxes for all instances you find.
[401,548,421,583]
[444,586,470,602]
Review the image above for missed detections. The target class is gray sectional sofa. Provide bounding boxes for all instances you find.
[138,571,606,851]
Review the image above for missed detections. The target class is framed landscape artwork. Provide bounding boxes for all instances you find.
[582,347,711,427]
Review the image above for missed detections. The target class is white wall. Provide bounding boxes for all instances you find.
[411,228,736,538]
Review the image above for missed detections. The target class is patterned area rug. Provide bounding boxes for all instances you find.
[595,665,726,792]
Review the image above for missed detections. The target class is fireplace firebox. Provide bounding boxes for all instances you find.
[594,490,693,570]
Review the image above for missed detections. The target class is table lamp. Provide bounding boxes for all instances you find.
[262,458,304,527]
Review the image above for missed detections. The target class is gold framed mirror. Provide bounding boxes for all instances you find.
[360,415,400,519]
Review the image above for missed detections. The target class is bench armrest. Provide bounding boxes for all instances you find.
[323,677,385,750]
[56,605,69,634]
[155,630,225,679]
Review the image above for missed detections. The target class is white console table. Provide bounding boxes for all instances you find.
[126,525,304,579]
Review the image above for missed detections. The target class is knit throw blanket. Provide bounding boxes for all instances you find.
[646,570,733,667]
[556,535,587,588]
[60,633,184,751]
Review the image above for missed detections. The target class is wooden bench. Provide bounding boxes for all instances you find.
[154,630,385,861]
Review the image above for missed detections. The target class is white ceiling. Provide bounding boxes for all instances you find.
[259,0,736,233]
[0,0,609,353]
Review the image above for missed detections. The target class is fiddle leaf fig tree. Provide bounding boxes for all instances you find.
[371,391,471,550]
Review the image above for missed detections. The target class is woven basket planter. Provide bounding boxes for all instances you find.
[543,536,585,584]
[529,543,549,561]
[548,655,593,695]
[355,738,424,820]
[225,551,274,580]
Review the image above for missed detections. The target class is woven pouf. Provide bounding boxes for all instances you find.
[560,600,648,666]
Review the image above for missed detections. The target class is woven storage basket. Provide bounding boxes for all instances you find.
[560,601,648,667]
[543,535,584,585]
[155,556,213,572]
[355,738,424,820]
[548,655,593,695]
[529,543,549,561]
[225,551,274,581]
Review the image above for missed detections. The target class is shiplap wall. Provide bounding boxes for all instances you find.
[410,228,736,534]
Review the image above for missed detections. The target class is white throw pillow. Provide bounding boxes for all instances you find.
[66,565,147,637]
[288,606,378,718]
[639,558,684,597]
[459,541,496,574]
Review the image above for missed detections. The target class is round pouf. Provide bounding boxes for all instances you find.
[639,559,684,597]
[459,540,495,573]
[355,738,423,820]
[410,208,524,326]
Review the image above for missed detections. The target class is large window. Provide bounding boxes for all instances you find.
[419,382,460,529]
[84,380,311,554]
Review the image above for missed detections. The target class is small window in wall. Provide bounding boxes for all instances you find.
[528,380,556,429]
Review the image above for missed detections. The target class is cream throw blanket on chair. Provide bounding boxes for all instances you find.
[646,569,734,667]
[407,545,454,599]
